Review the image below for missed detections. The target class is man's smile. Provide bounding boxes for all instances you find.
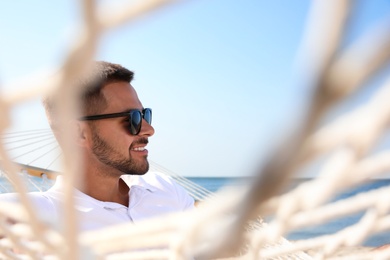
[131,146,147,152]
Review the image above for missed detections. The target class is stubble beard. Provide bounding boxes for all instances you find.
[91,131,149,176]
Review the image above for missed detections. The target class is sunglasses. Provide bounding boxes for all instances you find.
[79,108,152,135]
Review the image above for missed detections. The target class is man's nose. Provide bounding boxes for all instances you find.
[140,119,155,137]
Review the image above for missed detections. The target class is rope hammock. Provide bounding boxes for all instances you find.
[0,0,390,259]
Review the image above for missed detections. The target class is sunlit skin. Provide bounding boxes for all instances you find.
[75,82,155,206]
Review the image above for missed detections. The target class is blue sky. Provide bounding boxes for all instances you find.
[1,1,390,177]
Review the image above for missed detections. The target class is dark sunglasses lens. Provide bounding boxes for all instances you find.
[129,111,142,135]
[144,109,152,124]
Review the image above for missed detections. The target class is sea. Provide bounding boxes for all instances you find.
[187,177,390,247]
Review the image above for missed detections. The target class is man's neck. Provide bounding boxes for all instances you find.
[76,173,130,206]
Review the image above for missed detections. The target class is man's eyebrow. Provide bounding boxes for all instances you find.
[117,108,144,113]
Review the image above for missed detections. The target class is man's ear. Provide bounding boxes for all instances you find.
[72,121,90,147]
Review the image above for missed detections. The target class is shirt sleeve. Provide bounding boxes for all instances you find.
[173,180,195,210]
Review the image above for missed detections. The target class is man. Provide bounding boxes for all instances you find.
[1,61,194,231]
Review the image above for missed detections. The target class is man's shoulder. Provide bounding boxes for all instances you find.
[123,171,195,212]
[0,190,59,224]
[0,190,54,204]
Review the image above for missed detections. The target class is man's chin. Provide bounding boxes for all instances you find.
[125,163,149,175]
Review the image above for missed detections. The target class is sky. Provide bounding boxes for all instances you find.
[0,0,390,177]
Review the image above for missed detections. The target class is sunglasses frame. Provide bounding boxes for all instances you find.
[79,108,152,135]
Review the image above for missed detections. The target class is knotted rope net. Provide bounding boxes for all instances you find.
[1,0,390,259]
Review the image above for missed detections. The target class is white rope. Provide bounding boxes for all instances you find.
[150,161,213,200]
[27,146,59,166]
[5,135,54,149]
[0,0,389,259]
[11,140,58,161]
[45,152,62,170]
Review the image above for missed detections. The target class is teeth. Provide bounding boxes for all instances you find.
[133,147,145,151]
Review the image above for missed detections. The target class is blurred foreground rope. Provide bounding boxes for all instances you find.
[0,0,390,259]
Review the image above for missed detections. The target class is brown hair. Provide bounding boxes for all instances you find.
[43,61,134,126]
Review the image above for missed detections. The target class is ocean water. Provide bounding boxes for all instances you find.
[187,176,245,193]
[188,177,390,247]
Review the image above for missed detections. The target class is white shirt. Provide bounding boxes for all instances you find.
[0,171,194,231]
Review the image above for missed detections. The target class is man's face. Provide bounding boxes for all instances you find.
[88,81,155,176]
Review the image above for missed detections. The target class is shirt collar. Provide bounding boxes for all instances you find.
[50,176,129,210]
[51,175,157,194]
[120,174,157,193]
